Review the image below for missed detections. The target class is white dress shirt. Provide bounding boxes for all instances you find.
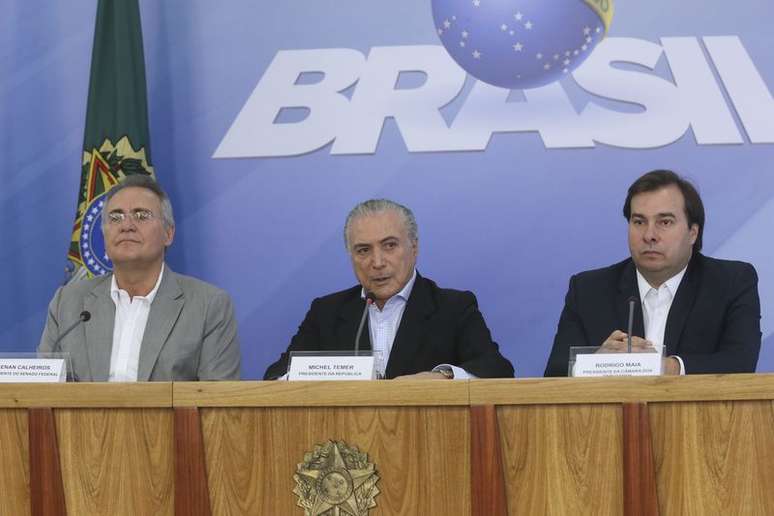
[363,269,473,379]
[636,266,687,375]
[108,265,165,382]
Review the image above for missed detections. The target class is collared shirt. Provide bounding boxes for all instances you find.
[636,265,687,375]
[363,269,416,377]
[108,265,165,382]
[362,270,472,379]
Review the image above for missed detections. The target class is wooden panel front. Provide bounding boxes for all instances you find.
[175,380,470,407]
[650,400,774,515]
[497,404,623,515]
[54,408,174,515]
[0,409,30,516]
[469,374,774,405]
[0,382,172,408]
[200,406,470,515]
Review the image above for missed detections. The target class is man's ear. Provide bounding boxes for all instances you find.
[164,225,175,247]
[689,223,699,245]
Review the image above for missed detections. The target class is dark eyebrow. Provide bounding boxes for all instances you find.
[631,212,676,219]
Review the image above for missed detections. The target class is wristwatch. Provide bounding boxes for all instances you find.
[435,366,454,379]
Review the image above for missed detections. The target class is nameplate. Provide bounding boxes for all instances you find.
[288,355,375,381]
[573,353,662,377]
[0,358,67,383]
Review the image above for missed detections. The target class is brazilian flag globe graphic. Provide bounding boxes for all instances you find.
[432,0,614,89]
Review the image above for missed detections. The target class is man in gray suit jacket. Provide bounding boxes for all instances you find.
[39,175,240,381]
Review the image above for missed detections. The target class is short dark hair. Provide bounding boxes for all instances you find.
[623,169,704,252]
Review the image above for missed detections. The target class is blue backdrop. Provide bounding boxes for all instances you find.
[2,0,772,378]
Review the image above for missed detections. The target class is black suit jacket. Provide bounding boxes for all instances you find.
[544,254,761,377]
[264,274,514,379]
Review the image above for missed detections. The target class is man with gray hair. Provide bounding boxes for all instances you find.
[264,199,514,380]
[39,174,241,381]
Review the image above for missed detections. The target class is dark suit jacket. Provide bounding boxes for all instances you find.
[264,274,514,379]
[544,254,761,377]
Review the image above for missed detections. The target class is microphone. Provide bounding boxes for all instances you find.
[626,297,637,353]
[52,311,91,382]
[53,311,91,350]
[354,292,376,355]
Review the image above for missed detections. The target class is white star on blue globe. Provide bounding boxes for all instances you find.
[432,0,614,89]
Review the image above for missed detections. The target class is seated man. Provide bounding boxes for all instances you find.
[264,199,514,380]
[39,175,240,381]
[545,170,761,377]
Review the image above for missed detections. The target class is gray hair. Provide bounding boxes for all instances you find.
[101,174,175,230]
[344,199,418,250]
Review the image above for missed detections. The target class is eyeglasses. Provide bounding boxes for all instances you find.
[106,209,156,225]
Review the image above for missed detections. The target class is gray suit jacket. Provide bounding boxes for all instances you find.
[38,266,241,381]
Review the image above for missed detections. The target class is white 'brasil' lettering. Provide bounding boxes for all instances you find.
[213,37,774,158]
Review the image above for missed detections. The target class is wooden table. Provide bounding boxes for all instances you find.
[2,374,773,515]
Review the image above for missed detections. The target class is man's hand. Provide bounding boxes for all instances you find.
[599,330,681,375]
[662,357,681,375]
[598,330,655,353]
[393,371,450,380]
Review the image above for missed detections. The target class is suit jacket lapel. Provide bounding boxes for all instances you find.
[83,277,115,381]
[385,275,435,378]
[336,292,372,352]
[616,260,645,339]
[664,255,701,355]
[137,268,184,381]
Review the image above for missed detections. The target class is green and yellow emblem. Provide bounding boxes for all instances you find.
[66,136,153,281]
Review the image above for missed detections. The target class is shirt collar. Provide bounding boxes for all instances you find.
[361,268,417,304]
[636,263,688,302]
[110,263,165,303]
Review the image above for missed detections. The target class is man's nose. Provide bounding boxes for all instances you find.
[642,222,658,242]
[371,249,386,268]
[118,216,138,231]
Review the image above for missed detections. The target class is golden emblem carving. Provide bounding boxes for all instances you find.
[294,440,379,516]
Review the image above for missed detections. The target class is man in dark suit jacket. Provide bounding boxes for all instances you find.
[545,170,761,377]
[264,199,514,380]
